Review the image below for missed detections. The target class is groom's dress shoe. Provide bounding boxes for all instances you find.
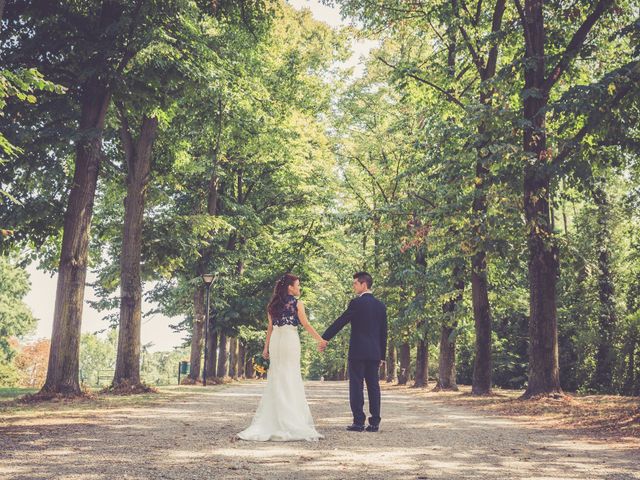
[346,424,365,432]
[365,425,379,432]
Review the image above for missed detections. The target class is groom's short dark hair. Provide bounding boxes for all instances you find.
[353,271,373,289]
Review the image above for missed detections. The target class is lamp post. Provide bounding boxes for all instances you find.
[201,273,215,386]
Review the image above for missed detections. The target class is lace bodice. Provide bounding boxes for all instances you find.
[272,295,300,327]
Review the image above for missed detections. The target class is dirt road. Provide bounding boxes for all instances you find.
[1,381,638,479]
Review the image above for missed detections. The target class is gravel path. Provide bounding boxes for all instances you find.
[1,380,638,479]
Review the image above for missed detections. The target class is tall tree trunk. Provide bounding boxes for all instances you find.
[229,337,238,379]
[41,78,111,396]
[216,332,228,377]
[237,342,246,379]
[397,342,411,385]
[379,360,386,380]
[113,113,158,389]
[245,355,254,379]
[412,246,429,388]
[190,97,223,383]
[471,251,491,395]
[520,0,561,398]
[471,246,492,394]
[436,325,458,391]
[188,286,205,381]
[518,0,612,398]
[204,328,217,381]
[622,330,636,396]
[386,341,397,383]
[465,0,506,396]
[436,268,464,391]
[471,123,493,396]
[413,336,428,388]
[591,182,617,392]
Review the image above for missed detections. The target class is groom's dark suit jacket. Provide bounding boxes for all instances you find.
[322,293,388,361]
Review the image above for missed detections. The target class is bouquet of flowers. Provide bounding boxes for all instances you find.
[253,353,270,375]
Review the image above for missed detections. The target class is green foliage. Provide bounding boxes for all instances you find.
[79,331,118,387]
[0,256,36,386]
[79,330,189,387]
[141,347,190,386]
[3,0,640,395]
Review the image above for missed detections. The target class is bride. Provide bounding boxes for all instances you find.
[237,273,325,442]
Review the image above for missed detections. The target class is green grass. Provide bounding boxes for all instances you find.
[0,387,38,403]
[0,383,228,416]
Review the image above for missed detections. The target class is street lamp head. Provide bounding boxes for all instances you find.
[201,273,215,285]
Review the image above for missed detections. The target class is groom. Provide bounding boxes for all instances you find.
[319,272,388,432]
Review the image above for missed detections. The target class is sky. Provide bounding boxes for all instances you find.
[23,0,377,352]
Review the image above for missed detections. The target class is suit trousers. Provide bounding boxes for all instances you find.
[348,359,381,426]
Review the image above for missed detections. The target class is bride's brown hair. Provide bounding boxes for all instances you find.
[267,273,300,317]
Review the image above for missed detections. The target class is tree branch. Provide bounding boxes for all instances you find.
[474,0,484,26]
[543,0,614,94]
[354,153,390,205]
[485,0,507,79]
[115,102,135,168]
[553,60,640,167]
[286,220,316,273]
[458,24,485,76]
[342,172,371,211]
[512,0,533,56]
[412,193,437,208]
[377,56,466,109]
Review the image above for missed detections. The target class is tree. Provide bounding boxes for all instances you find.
[112,111,158,390]
[2,0,190,396]
[15,339,50,388]
[0,256,36,386]
[515,0,618,398]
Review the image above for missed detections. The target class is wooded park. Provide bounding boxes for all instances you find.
[1,1,639,479]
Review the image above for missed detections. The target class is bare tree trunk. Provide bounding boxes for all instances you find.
[41,78,111,396]
[591,181,617,392]
[463,0,505,397]
[518,0,612,398]
[397,342,411,385]
[622,331,637,396]
[436,325,458,391]
[113,113,158,390]
[216,332,228,377]
[188,287,205,381]
[413,336,428,388]
[229,337,238,379]
[204,329,217,382]
[191,96,222,383]
[471,235,492,394]
[245,355,254,378]
[436,268,464,391]
[520,0,560,398]
[237,342,246,378]
[386,341,397,383]
[470,123,493,396]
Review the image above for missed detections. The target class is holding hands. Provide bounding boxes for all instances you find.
[317,338,328,353]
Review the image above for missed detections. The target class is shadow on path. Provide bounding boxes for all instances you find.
[1,381,638,479]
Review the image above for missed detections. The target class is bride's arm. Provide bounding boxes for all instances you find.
[297,300,324,343]
[263,313,273,359]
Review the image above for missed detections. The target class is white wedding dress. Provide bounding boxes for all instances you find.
[238,297,323,442]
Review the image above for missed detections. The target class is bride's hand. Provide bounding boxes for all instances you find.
[262,348,269,360]
[316,338,328,352]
